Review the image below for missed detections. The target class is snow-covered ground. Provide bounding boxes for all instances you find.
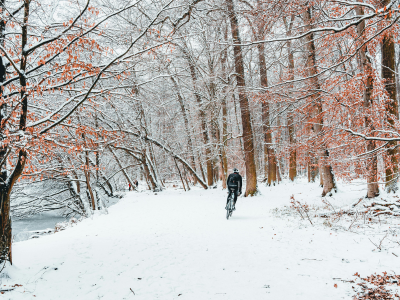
[1,179,399,299]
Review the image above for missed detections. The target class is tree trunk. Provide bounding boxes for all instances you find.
[303,6,335,196]
[221,95,228,178]
[216,121,227,189]
[181,47,213,187]
[210,109,219,186]
[208,49,219,186]
[356,5,379,197]
[148,143,159,185]
[226,0,258,196]
[0,0,8,264]
[276,162,282,183]
[125,131,208,189]
[85,151,96,210]
[0,0,6,186]
[145,151,161,191]
[198,153,207,183]
[286,15,297,181]
[109,147,135,190]
[220,27,229,180]
[256,8,277,186]
[94,114,100,182]
[140,166,151,190]
[308,153,318,182]
[288,112,297,181]
[174,158,186,191]
[260,68,277,186]
[88,156,114,197]
[66,174,86,216]
[181,164,191,190]
[1,150,26,265]
[381,0,398,192]
[1,0,30,264]
[170,76,197,184]
[81,132,96,210]
[320,166,324,187]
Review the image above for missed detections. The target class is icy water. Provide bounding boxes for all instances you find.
[12,212,67,242]
[10,191,125,242]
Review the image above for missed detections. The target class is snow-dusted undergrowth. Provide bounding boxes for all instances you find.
[1,179,399,299]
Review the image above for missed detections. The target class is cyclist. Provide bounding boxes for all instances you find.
[226,168,242,210]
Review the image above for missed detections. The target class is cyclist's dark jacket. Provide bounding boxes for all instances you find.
[227,172,242,193]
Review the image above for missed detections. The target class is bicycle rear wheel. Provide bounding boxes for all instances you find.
[226,194,233,220]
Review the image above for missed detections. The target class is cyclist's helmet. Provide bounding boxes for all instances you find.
[233,168,239,173]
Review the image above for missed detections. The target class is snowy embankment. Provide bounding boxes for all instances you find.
[1,180,399,299]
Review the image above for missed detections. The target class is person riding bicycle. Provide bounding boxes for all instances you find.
[226,168,242,210]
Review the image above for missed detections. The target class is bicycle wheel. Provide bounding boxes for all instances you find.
[229,191,235,217]
[226,194,233,220]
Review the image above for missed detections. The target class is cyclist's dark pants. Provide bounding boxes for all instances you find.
[227,187,238,205]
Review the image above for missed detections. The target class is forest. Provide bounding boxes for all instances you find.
[1,0,400,299]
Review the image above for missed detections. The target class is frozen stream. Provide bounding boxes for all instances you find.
[11,192,124,242]
[12,212,67,242]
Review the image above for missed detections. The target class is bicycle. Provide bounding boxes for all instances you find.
[226,188,236,220]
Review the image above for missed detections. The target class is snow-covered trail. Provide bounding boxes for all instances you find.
[3,182,398,299]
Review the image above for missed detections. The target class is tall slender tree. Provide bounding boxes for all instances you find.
[381,0,398,192]
[303,5,336,196]
[226,0,257,196]
[356,5,379,198]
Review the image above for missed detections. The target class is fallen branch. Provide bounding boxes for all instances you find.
[290,195,313,226]
[368,232,388,251]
